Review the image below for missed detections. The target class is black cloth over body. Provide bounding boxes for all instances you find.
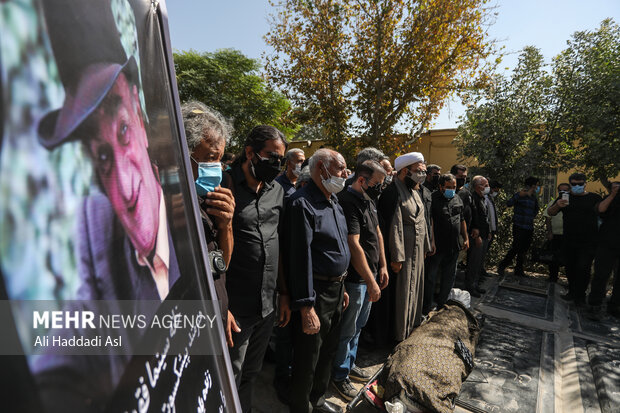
[285,180,351,309]
[338,187,380,283]
[290,280,344,413]
[226,163,284,318]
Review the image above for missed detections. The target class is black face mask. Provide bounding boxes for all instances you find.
[456,177,465,189]
[251,154,281,183]
[404,172,416,189]
[364,182,383,200]
[431,175,440,187]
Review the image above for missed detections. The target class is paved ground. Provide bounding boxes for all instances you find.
[252,268,619,412]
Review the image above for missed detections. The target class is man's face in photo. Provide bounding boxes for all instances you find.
[87,72,160,257]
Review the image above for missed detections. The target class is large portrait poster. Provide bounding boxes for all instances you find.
[0,0,240,412]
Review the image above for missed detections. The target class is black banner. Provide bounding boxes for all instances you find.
[0,0,239,411]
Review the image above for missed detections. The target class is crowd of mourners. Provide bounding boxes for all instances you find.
[181,101,620,413]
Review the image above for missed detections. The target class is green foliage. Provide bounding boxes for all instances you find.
[553,18,620,184]
[456,46,557,192]
[456,20,620,189]
[174,49,299,151]
[458,19,620,271]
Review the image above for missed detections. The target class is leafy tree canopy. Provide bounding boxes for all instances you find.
[456,19,620,189]
[174,48,298,151]
[265,0,497,159]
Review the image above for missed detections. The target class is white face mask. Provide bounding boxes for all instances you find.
[292,163,302,177]
[322,165,346,194]
[490,191,498,198]
[483,186,491,195]
[384,175,393,185]
[414,170,426,184]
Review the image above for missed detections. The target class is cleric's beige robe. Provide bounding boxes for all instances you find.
[389,178,431,341]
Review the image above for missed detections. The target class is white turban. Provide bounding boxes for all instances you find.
[394,152,425,171]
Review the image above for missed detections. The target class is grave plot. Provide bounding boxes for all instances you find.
[572,338,620,413]
[482,284,554,321]
[570,307,620,342]
[456,317,554,413]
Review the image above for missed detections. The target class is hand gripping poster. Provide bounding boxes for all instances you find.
[0,0,240,412]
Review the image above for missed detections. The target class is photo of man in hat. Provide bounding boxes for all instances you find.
[37,0,180,302]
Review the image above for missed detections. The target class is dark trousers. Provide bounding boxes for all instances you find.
[563,240,596,303]
[228,311,276,413]
[500,225,534,274]
[274,323,293,382]
[548,235,565,281]
[588,243,620,307]
[466,239,489,290]
[424,250,459,313]
[290,280,344,413]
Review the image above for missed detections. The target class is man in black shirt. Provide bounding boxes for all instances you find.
[331,161,388,401]
[423,174,469,313]
[465,176,491,297]
[588,182,620,317]
[548,172,602,305]
[423,164,441,192]
[286,148,351,413]
[226,125,291,412]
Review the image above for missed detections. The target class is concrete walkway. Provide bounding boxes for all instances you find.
[252,270,620,412]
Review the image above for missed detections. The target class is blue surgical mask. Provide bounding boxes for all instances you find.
[194,161,222,196]
[571,184,585,194]
[443,189,456,199]
[535,186,541,194]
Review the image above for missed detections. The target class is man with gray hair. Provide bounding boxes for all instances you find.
[181,101,236,341]
[276,148,306,199]
[286,148,351,413]
[346,147,388,186]
[465,175,491,297]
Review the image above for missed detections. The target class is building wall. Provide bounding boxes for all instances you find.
[289,129,617,195]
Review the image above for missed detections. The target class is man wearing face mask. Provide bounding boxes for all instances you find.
[226,125,291,412]
[424,174,469,314]
[276,148,306,199]
[481,180,502,277]
[498,176,541,278]
[548,173,602,305]
[423,164,442,192]
[286,148,351,413]
[182,101,235,332]
[465,176,491,297]
[378,152,431,341]
[331,161,389,401]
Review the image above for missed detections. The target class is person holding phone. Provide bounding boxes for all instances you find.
[543,183,571,282]
[182,101,236,334]
[548,173,602,305]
